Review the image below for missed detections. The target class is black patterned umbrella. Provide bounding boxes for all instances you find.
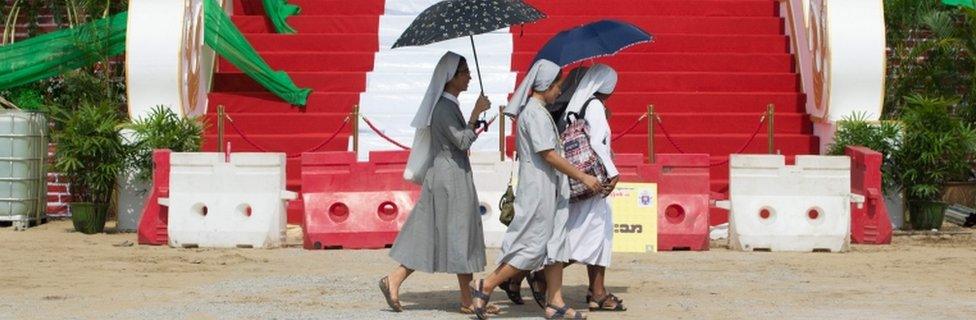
[392,0,546,94]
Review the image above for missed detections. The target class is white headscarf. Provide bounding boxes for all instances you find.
[504,59,561,116]
[404,52,462,184]
[410,51,462,128]
[565,64,618,115]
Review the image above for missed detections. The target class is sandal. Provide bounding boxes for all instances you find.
[378,276,403,312]
[469,279,492,320]
[588,292,626,312]
[546,304,587,319]
[527,270,547,309]
[499,277,525,305]
[460,303,501,315]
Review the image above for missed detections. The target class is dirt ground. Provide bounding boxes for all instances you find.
[1,220,975,320]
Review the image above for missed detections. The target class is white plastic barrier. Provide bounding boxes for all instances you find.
[355,1,517,160]
[470,152,515,248]
[161,153,297,248]
[717,155,864,252]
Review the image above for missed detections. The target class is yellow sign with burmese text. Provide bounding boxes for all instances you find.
[609,183,657,253]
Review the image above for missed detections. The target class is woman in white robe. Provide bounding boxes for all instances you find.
[562,64,626,312]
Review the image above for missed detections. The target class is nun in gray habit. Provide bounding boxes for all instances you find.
[469,59,603,320]
[378,51,496,315]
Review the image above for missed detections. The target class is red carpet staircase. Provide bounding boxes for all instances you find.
[207,0,817,225]
[206,0,386,223]
[514,0,817,224]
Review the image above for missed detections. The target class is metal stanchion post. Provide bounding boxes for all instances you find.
[352,105,360,154]
[217,105,225,153]
[767,103,775,154]
[499,108,506,161]
[648,104,655,164]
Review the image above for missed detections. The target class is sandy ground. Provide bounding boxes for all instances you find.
[1,220,975,320]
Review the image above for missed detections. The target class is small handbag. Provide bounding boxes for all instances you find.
[498,151,517,226]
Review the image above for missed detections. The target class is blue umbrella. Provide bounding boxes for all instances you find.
[534,20,653,66]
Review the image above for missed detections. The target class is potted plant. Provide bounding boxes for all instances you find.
[117,106,203,231]
[892,95,976,230]
[53,100,125,234]
[827,112,903,227]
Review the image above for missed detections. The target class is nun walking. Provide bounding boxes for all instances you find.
[561,64,626,312]
[469,59,604,320]
[378,51,497,315]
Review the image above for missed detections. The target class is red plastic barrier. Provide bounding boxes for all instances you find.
[655,154,711,251]
[615,154,658,183]
[138,149,171,245]
[614,153,711,251]
[847,146,892,244]
[302,151,420,249]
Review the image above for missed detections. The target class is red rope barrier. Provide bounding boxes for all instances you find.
[611,113,648,142]
[654,114,768,167]
[224,113,352,159]
[361,115,411,150]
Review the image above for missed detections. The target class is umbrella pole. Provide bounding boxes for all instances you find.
[470,35,489,132]
[469,35,485,94]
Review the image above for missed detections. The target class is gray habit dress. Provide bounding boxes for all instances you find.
[389,95,487,274]
[497,98,572,271]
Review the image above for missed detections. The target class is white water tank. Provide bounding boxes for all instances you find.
[0,110,47,230]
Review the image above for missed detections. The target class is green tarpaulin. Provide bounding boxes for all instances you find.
[263,0,301,34]
[943,0,976,9]
[204,0,310,105]
[0,12,126,90]
[0,1,311,106]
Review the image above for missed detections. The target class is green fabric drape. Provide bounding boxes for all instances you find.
[1,2,310,106]
[944,0,976,9]
[205,0,310,105]
[263,0,301,34]
[0,12,126,90]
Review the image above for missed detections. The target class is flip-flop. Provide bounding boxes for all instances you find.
[378,276,403,312]
[460,303,501,315]
[588,293,627,312]
[469,279,492,320]
[546,304,587,319]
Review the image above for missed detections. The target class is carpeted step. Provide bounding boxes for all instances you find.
[235,15,784,35]
[215,71,798,93]
[236,0,775,16]
[579,134,817,156]
[239,33,786,54]
[211,72,367,92]
[520,15,783,35]
[234,0,385,16]
[514,33,788,54]
[609,112,811,135]
[243,34,379,52]
[208,92,361,114]
[218,53,376,73]
[210,91,805,115]
[232,15,381,34]
[512,53,794,73]
[221,52,795,74]
[516,71,800,92]
[202,133,351,156]
[591,92,805,113]
[204,113,354,135]
[515,0,778,17]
